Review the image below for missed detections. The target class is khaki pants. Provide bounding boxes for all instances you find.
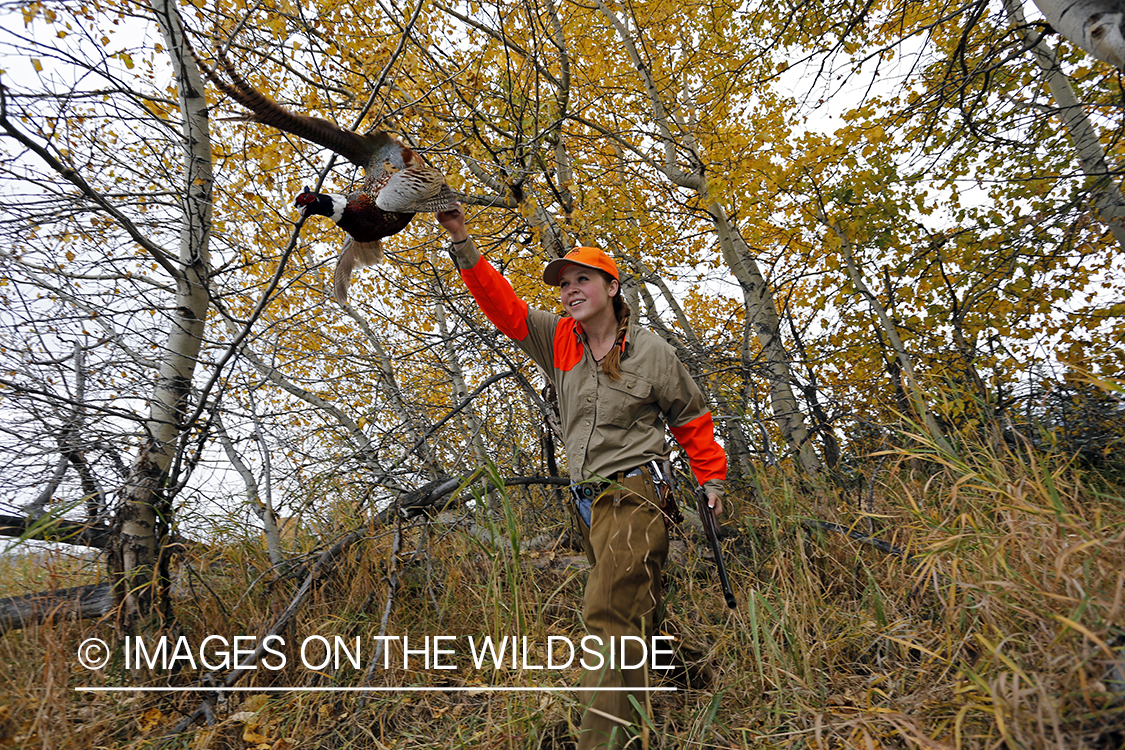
[576,471,669,750]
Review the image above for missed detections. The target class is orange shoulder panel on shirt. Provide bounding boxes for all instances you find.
[460,260,530,341]
[670,411,727,487]
[553,318,583,371]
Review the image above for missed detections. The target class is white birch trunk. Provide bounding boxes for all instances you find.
[1030,0,1125,69]
[433,285,490,464]
[114,0,213,625]
[215,414,284,567]
[712,205,823,475]
[596,0,822,475]
[1009,0,1125,250]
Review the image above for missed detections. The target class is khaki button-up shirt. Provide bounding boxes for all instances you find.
[453,237,726,497]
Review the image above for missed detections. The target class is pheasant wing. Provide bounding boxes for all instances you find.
[410,183,458,213]
[374,166,457,213]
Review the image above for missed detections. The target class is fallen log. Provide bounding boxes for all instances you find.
[0,514,112,549]
[373,475,570,526]
[0,581,113,634]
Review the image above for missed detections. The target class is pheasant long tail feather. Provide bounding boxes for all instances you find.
[191,37,385,168]
[333,238,384,303]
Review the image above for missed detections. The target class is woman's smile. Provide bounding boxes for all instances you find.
[559,265,616,324]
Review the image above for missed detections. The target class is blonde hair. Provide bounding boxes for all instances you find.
[560,268,629,379]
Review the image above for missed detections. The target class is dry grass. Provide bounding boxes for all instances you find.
[1,433,1123,749]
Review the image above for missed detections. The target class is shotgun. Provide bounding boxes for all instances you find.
[696,487,737,609]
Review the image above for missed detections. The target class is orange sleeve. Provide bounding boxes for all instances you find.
[670,412,727,488]
[460,256,530,342]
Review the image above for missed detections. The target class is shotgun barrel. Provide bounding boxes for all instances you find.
[696,487,737,609]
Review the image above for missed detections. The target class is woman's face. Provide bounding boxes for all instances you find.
[558,264,618,325]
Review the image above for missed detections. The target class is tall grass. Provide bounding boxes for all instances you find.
[1,430,1122,749]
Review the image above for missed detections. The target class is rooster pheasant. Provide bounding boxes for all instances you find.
[193,48,456,302]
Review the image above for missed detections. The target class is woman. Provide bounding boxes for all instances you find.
[436,206,726,750]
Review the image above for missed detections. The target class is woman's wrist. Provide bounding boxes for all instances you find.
[447,233,480,269]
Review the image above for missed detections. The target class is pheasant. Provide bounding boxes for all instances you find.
[193,47,457,302]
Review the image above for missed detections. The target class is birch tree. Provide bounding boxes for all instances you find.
[1030,0,1125,69]
[0,0,217,625]
[1009,0,1125,250]
[103,0,215,625]
[590,0,822,475]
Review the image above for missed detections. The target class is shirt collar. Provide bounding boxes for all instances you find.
[573,319,632,359]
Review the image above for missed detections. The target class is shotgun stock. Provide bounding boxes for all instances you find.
[696,487,737,609]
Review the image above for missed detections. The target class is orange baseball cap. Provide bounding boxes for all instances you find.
[542,246,619,286]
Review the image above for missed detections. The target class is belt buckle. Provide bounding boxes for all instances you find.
[578,483,605,499]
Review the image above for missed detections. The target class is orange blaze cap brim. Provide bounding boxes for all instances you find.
[542,246,619,286]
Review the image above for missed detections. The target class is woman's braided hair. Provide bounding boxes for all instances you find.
[600,275,630,381]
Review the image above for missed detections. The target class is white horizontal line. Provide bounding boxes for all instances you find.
[75,686,677,693]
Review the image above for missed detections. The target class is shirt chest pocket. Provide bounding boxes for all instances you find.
[601,376,655,428]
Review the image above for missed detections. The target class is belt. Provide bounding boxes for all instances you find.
[573,463,657,500]
[571,461,680,527]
